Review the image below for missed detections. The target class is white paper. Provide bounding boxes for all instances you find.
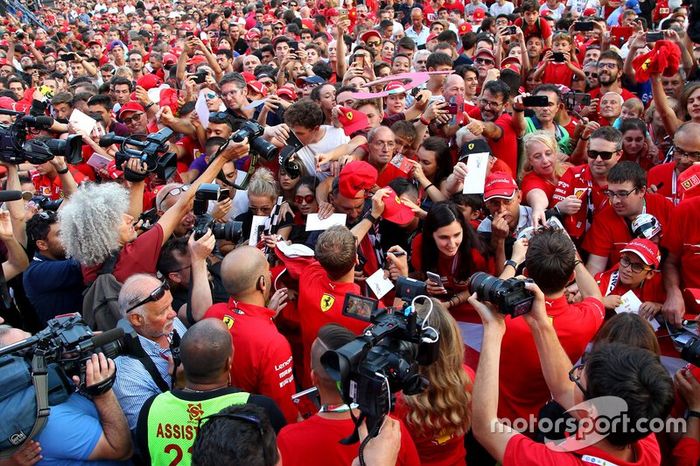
[68,109,97,136]
[276,241,315,258]
[248,215,268,246]
[615,290,660,331]
[305,213,347,231]
[366,268,394,299]
[462,152,490,194]
[195,91,210,129]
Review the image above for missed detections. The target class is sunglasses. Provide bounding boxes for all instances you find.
[584,72,599,78]
[587,150,617,161]
[294,194,315,204]
[475,58,495,65]
[124,281,170,313]
[122,112,144,124]
[367,41,381,47]
[204,91,218,100]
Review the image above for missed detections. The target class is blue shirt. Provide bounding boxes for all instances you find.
[36,393,127,465]
[23,253,84,326]
[112,319,188,431]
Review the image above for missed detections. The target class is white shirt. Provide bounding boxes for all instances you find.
[490,1,515,16]
[295,126,350,180]
[405,24,431,46]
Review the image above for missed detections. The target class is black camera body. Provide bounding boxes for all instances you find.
[100,127,177,181]
[278,130,305,179]
[232,120,276,161]
[470,272,534,317]
[321,284,438,440]
[192,183,243,242]
[30,195,63,212]
[672,331,700,366]
[0,111,83,165]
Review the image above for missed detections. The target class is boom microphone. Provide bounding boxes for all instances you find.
[0,191,24,202]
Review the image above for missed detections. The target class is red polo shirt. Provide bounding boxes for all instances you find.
[553,164,609,240]
[498,295,604,422]
[661,195,700,289]
[647,162,680,205]
[466,107,519,175]
[204,299,298,423]
[582,193,673,266]
[376,162,410,188]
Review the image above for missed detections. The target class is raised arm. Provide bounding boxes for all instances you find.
[0,210,29,281]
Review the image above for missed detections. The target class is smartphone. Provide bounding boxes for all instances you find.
[447,96,459,115]
[563,91,591,109]
[60,53,75,62]
[552,52,565,63]
[573,21,594,31]
[218,188,231,201]
[426,271,444,287]
[192,71,207,84]
[289,41,299,51]
[646,31,664,42]
[506,25,517,35]
[354,54,365,68]
[523,95,550,107]
[185,31,194,38]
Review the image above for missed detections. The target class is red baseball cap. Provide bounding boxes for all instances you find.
[583,7,597,16]
[245,28,261,40]
[247,80,267,96]
[426,32,438,43]
[483,172,518,201]
[474,48,495,61]
[337,106,369,136]
[136,74,162,90]
[471,9,486,21]
[381,187,415,225]
[187,55,208,66]
[458,22,472,35]
[162,53,177,66]
[620,238,660,268]
[338,161,378,199]
[277,84,298,100]
[241,71,256,83]
[360,30,381,44]
[0,96,18,111]
[385,81,407,95]
[118,101,146,119]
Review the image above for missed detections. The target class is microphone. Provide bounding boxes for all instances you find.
[0,190,24,202]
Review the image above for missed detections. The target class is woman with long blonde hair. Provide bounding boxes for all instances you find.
[394,298,474,466]
[521,130,573,227]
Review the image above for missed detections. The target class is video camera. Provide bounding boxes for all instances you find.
[0,109,83,165]
[321,277,439,442]
[470,272,535,317]
[192,183,244,242]
[30,195,62,212]
[99,127,177,181]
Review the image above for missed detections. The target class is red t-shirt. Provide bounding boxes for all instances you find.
[595,266,666,304]
[582,193,674,266]
[553,164,609,240]
[393,365,475,466]
[503,430,661,466]
[297,261,367,387]
[31,168,87,200]
[671,437,700,466]
[277,414,421,466]
[498,295,605,422]
[661,195,700,289]
[376,162,410,188]
[82,223,164,284]
[647,162,680,205]
[466,107,519,175]
[541,62,580,87]
[522,171,558,207]
[204,299,298,423]
[514,17,553,41]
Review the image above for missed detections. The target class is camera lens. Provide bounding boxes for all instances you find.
[251,137,277,161]
[469,272,501,302]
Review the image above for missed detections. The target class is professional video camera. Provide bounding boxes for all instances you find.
[0,109,83,165]
[321,277,439,443]
[0,314,124,457]
[673,331,700,366]
[30,195,63,211]
[470,272,535,317]
[192,183,244,241]
[99,127,177,180]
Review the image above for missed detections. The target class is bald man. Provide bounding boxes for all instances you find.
[598,92,623,126]
[136,318,285,466]
[203,246,298,423]
[112,273,188,432]
[367,126,411,187]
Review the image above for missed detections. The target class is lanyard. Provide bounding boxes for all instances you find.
[581,455,620,466]
[319,403,358,413]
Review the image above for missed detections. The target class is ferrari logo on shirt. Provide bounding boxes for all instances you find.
[222,315,235,329]
[346,112,353,120]
[320,294,335,312]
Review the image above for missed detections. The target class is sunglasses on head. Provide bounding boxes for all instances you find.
[124,281,170,313]
[294,194,315,204]
[587,150,617,161]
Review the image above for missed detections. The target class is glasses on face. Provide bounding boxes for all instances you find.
[196,413,269,465]
[479,97,502,109]
[619,255,651,273]
[674,146,700,162]
[584,72,598,78]
[158,185,189,209]
[274,26,284,31]
[603,188,638,200]
[124,281,170,313]
[568,361,588,398]
[475,58,495,65]
[122,112,144,125]
[587,150,617,161]
[367,41,381,47]
[204,91,218,100]
[295,194,315,204]
[598,62,617,70]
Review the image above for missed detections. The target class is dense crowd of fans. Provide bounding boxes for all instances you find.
[0,0,698,463]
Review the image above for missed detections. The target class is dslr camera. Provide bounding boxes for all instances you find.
[192,183,243,241]
[30,195,63,212]
[321,277,438,440]
[469,272,534,317]
[99,127,177,180]
[231,120,276,161]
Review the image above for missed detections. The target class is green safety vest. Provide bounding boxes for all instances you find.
[146,390,250,466]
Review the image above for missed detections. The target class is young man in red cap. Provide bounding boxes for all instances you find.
[594,238,665,315]
[118,101,150,135]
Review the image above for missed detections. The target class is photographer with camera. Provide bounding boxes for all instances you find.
[30,154,82,202]
[203,246,298,423]
[0,327,133,464]
[469,279,674,466]
[495,228,604,424]
[277,323,421,466]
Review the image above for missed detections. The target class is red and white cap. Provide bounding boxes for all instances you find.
[385,81,407,95]
[620,238,661,268]
[483,172,518,201]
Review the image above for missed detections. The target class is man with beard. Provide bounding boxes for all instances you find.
[588,51,636,113]
[648,122,700,205]
[23,211,85,325]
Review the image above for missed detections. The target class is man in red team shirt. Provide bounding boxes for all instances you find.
[496,228,604,423]
[583,161,673,275]
[277,323,421,466]
[649,122,700,205]
[31,155,84,201]
[470,279,674,466]
[553,126,622,241]
[203,246,298,423]
[367,126,410,188]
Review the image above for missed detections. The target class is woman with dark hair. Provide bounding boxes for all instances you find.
[411,201,494,322]
[278,165,303,205]
[288,176,319,244]
[409,137,450,212]
[619,118,659,171]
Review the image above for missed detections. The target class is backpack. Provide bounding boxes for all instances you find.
[82,252,122,331]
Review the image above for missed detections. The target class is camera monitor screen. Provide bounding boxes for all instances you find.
[342,293,378,322]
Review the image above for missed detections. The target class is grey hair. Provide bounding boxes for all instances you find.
[118,273,161,317]
[248,167,278,199]
[59,182,130,266]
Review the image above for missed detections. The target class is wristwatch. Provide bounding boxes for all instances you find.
[688,410,700,419]
[56,166,69,175]
[364,212,380,225]
[504,259,519,270]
